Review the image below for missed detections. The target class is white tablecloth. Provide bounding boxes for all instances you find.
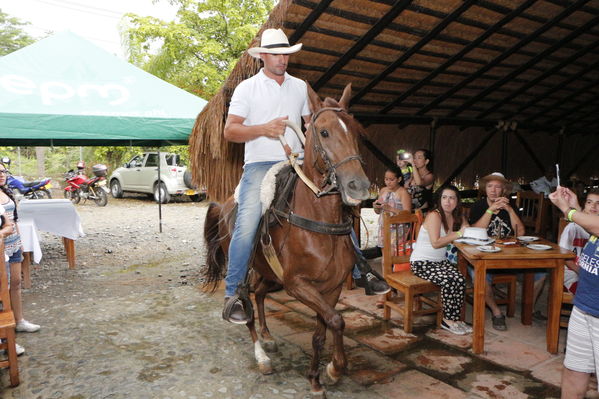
[18,199,85,240]
[17,219,42,263]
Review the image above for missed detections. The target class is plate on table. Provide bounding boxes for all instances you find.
[517,236,539,242]
[476,245,501,253]
[456,238,495,246]
[527,244,552,251]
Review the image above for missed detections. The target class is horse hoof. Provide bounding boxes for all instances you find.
[326,362,340,385]
[258,360,273,375]
[311,390,326,398]
[262,339,278,353]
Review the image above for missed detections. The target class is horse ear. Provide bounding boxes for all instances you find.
[338,83,352,110]
[306,83,322,114]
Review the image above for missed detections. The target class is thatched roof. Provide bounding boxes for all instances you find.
[190,0,599,202]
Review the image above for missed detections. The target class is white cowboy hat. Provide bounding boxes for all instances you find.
[479,172,512,195]
[247,28,302,59]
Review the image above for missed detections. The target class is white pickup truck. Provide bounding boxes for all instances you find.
[108,152,205,203]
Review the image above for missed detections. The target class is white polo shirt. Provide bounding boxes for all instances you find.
[228,68,310,164]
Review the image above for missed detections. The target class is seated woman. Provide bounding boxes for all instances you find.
[352,168,411,295]
[469,172,528,331]
[410,185,471,335]
[404,149,435,212]
[559,188,599,294]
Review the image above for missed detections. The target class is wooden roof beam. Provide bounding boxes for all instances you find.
[479,0,599,36]
[414,0,591,117]
[349,0,477,106]
[312,0,413,91]
[285,8,598,80]
[413,2,599,60]
[373,0,535,113]
[288,0,333,44]
[524,79,599,125]
[449,15,599,118]
[494,58,599,121]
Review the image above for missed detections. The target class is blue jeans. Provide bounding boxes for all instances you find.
[225,161,278,297]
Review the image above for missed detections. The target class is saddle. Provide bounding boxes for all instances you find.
[229,163,353,287]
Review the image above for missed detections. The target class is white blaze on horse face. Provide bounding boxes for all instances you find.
[337,117,348,134]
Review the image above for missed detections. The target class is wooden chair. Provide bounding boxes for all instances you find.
[381,210,442,333]
[516,191,548,236]
[0,242,20,387]
[491,274,517,317]
[465,273,517,317]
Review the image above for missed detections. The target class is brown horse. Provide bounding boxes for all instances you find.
[203,83,370,397]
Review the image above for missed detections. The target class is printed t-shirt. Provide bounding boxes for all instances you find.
[559,222,589,293]
[574,234,599,317]
[469,198,517,238]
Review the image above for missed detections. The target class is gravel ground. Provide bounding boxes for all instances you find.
[1,193,380,399]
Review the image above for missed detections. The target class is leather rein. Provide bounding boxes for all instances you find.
[275,107,363,235]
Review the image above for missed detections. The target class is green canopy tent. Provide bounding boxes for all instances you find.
[0,31,207,231]
[0,31,206,146]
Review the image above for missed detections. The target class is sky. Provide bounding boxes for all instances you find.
[1,0,178,59]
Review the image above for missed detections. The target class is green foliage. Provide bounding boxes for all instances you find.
[0,146,191,181]
[0,9,35,56]
[122,0,274,98]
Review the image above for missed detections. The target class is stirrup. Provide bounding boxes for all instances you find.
[223,284,254,323]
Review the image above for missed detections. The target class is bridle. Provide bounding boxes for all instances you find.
[307,107,364,197]
[270,106,365,235]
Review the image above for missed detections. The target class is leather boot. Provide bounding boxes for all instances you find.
[355,257,391,296]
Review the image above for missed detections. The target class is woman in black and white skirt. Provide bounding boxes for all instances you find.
[410,185,471,335]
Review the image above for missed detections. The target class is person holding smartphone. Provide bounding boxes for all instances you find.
[403,149,435,211]
[395,149,413,188]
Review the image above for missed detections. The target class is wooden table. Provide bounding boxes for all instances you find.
[17,219,42,289]
[19,199,84,273]
[455,239,575,354]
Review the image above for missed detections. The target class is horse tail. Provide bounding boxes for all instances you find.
[202,202,227,293]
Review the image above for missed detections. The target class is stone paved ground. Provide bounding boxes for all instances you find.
[0,195,589,398]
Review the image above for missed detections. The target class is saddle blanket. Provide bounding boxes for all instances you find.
[234,160,302,215]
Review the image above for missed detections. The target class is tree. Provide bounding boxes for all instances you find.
[122,0,274,99]
[0,9,35,56]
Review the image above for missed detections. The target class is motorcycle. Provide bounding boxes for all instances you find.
[0,155,52,200]
[7,173,52,200]
[63,164,109,207]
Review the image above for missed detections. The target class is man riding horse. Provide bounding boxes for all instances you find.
[222,28,390,324]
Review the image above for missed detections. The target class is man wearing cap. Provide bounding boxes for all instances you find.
[469,172,526,331]
[221,28,387,324]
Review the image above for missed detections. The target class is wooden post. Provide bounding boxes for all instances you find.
[429,117,438,156]
[63,237,76,269]
[514,131,546,174]
[501,127,508,176]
